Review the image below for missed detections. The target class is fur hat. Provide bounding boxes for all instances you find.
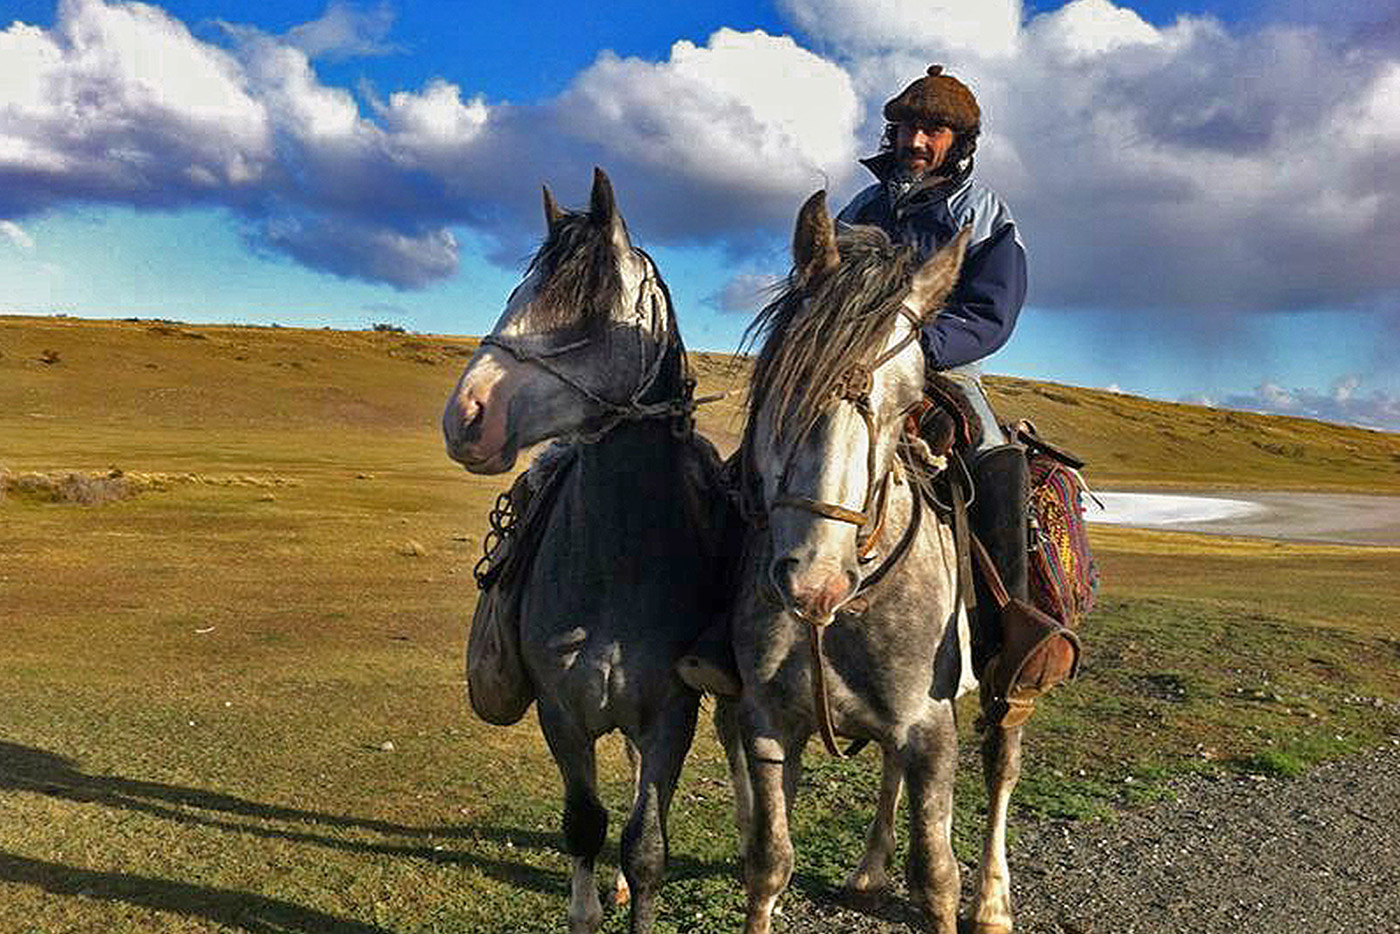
[883,65,980,133]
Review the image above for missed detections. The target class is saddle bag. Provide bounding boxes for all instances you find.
[1019,422,1099,629]
[466,445,576,726]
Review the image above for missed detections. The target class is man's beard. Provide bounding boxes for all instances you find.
[895,146,938,182]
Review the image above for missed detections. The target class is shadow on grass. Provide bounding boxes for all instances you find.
[0,850,392,934]
[0,740,731,899]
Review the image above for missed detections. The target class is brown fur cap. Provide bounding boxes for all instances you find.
[883,65,980,132]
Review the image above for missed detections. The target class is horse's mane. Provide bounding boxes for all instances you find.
[742,225,917,445]
[524,210,624,333]
[524,208,688,405]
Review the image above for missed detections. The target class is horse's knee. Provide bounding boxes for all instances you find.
[744,823,794,897]
[564,788,608,858]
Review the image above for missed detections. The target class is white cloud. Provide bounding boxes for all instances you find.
[553,28,860,235]
[779,0,1023,57]
[1027,0,1164,59]
[0,0,272,214]
[376,78,489,168]
[0,5,864,285]
[1221,378,1400,431]
[1,0,1397,319]
[705,271,786,313]
[255,214,458,289]
[284,0,400,61]
[0,220,35,251]
[1332,375,1360,402]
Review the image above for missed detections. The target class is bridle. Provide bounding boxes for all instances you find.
[769,303,926,561]
[479,249,698,442]
[760,301,931,757]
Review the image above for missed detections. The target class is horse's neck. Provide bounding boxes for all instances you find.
[575,419,682,517]
[567,336,692,537]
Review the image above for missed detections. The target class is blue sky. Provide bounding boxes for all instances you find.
[2,0,1398,429]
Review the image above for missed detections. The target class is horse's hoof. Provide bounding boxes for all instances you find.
[840,873,884,901]
[841,872,889,908]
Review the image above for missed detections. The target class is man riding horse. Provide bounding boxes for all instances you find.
[681,65,1049,720]
[838,64,1030,685]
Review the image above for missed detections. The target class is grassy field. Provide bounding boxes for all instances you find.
[3,315,1399,933]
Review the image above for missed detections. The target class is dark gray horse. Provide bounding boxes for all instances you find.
[442,169,724,933]
[719,191,1025,934]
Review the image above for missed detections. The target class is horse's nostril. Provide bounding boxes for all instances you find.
[456,398,485,444]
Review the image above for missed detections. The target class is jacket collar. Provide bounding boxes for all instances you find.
[860,151,970,218]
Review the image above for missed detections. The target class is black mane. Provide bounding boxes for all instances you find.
[524,210,624,333]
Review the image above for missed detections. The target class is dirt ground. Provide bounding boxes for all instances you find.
[776,735,1400,934]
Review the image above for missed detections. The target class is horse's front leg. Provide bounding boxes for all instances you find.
[844,743,903,903]
[739,705,796,934]
[620,696,699,934]
[903,701,961,934]
[538,703,607,934]
[970,723,1023,934]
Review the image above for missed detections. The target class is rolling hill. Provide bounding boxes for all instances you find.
[4,314,1398,493]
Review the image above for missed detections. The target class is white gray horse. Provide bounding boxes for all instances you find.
[719,191,1025,934]
[443,169,726,933]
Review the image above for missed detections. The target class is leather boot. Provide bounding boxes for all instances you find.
[971,443,1082,727]
[968,444,1030,678]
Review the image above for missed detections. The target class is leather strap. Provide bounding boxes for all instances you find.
[969,530,1012,609]
[949,465,976,619]
[772,495,867,527]
[806,621,843,757]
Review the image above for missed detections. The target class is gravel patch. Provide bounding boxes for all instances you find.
[772,737,1400,933]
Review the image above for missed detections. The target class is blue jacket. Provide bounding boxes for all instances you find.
[837,155,1027,370]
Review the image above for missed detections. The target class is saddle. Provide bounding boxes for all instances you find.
[915,390,1090,730]
[913,372,984,456]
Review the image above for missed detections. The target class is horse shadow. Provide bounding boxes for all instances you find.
[0,850,393,934]
[0,739,732,926]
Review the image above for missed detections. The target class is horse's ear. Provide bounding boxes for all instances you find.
[542,184,563,230]
[793,190,839,285]
[589,166,632,254]
[908,225,971,318]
